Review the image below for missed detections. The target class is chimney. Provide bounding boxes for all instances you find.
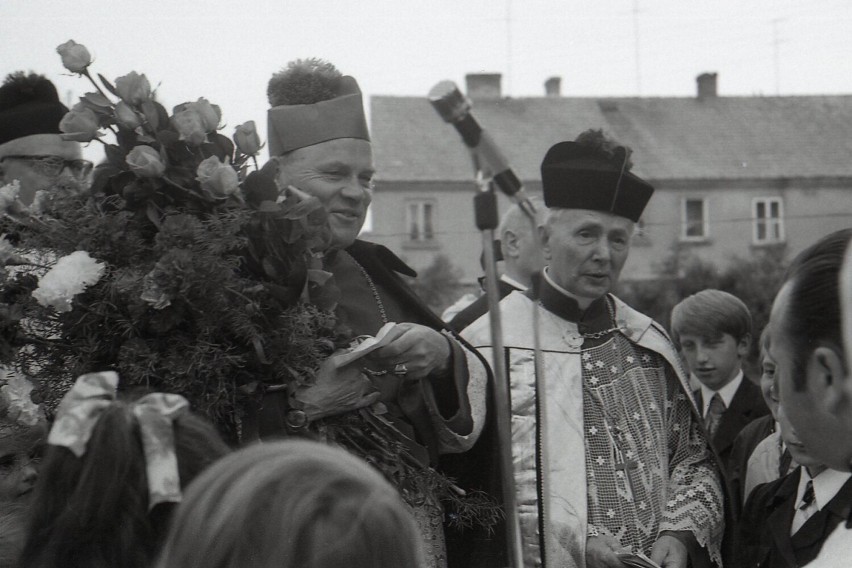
[465,73,502,99]
[544,76,561,97]
[696,72,718,99]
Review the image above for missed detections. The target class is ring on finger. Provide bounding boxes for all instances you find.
[393,363,409,376]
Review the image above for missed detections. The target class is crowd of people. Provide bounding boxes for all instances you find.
[0,54,850,568]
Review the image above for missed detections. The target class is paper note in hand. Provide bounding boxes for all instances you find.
[617,552,662,568]
[332,322,400,368]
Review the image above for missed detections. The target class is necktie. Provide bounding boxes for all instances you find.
[791,477,852,565]
[704,393,725,439]
[791,480,817,535]
[800,481,816,510]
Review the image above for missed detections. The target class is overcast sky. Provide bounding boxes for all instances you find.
[3,0,851,163]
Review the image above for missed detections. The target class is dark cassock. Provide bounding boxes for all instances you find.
[253,63,488,568]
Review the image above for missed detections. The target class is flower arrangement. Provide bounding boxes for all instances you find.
[0,367,45,428]
[0,41,340,441]
[0,42,499,528]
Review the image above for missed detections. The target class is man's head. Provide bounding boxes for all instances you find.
[267,59,373,251]
[0,72,87,205]
[539,130,653,307]
[769,228,852,471]
[670,289,752,391]
[498,197,546,287]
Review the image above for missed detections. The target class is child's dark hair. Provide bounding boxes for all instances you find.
[670,288,753,347]
[19,401,229,568]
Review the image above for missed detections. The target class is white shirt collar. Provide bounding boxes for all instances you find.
[500,274,527,291]
[542,267,585,302]
[699,370,743,418]
[798,467,852,511]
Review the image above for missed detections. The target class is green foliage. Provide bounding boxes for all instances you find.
[404,254,464,313]
[1,182,341,441]
[0,51,349,442]
[619,244,788,374]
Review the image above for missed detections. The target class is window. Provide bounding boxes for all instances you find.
[681,198,708,240]
[407,201,434,241]
[752,197,784,244]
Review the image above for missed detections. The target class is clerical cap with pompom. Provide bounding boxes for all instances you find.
[267,76,370,156]
[0,73,68,147]
[540,141,654,222]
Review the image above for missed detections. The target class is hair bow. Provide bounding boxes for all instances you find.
[47,371,189,508]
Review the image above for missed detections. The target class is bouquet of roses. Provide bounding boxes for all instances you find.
[0,42,501,528]
[0,40,342,441]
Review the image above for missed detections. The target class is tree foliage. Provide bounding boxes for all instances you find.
[619,244,788,373]
[404,254,464,314]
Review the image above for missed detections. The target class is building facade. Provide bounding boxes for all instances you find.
[366,73,852,286]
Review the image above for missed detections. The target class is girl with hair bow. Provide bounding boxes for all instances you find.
[19,371,230,568]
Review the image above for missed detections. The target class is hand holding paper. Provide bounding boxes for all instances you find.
[366,322,451,381]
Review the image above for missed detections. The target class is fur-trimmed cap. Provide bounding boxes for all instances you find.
[541,130,654,222]
[0,72,69,146]
[266,59,369,156]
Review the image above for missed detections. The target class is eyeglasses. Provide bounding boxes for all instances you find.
[1,155,93,180]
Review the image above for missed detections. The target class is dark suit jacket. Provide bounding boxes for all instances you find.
[738,467,852,567]
[448,278,521,332]
[695,377,770,472]
[727,414,777,521]
[738,468,801,568]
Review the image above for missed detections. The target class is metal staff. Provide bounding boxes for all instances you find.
[430,80,543,568]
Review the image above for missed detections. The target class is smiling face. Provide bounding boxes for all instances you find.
[759,343,780,418]
[275,138,374,251]
[679,332,748,391]
[541,209,633,306]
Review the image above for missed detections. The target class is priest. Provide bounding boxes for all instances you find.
[258,59,488,568]
[463,130,724,568]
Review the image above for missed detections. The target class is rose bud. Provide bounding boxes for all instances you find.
[114,71,152,106]
[114,101,142,129]
[59,104,102,142]
[171,108,207,146]
[56,40,92,74]
[192,98,221,132]
[233,121,262,155]
[126,145,166,178]
[196,156,239,199]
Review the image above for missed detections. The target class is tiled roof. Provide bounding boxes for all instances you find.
[370,94,852,182]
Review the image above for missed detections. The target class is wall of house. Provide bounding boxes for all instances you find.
[363,180,536,283]
[633,179,852,278]
[364,179,852,286]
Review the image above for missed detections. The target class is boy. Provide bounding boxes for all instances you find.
[671,289,770,470]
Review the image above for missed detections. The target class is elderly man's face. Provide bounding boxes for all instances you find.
[275,138,374,251]
[0,134,85,205]
[541,209,633,303]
